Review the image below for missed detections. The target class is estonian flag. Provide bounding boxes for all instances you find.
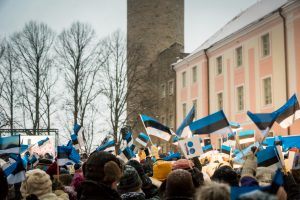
[96,139,115,153]
[0,135,20,154]
[124,131,134,148]
[221,145,231,155]
[140,114,172,141]
[233,142,259,164]
[118,146,135,162]
[37,137,50,147]
[275,94,300,128]
[188,110,231,135]
[57,145,80,166]
[238,130,255,145]
[163,152,181,161]
[247,111,278,137]
[3,154,26,184]
[202,144,213,153]
[136,132,150,147]
[176,106,195,137]
[73,123,84,146]
[257,146,280,167]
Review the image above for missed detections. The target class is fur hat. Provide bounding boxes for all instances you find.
[127,159,152,188]
[197,182,230,200]
[117,165,142,194]
[152,160,172,181]
[165,169,195,199]
[84,151,122,185]
[172,159,194,170]
[20,169,52,198]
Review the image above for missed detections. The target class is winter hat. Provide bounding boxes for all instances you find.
[127,159,152,188]
[117,165,142,194]
[196,182,230,200]
[211,165,239,186]
[172,159,194,170]
[241,152,257,179]
[84,151,122,185]
[152,160,172,181]
[20,169,52,198]
[238,190,277,200]
[165,169,195,199]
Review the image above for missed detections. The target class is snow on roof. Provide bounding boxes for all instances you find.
[191,0,289,55]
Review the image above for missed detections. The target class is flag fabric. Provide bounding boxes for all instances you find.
[136,132,150,147]
[96,139,115,153]
[140,114,172,141]
[275,94,300,128]
[233,142,259,164]
[124,131,134,148]
[263,135,300,151]
[118,147,135,162]
[37,137,50,147]
[0,135,20,154]
[172,135,179,145]
[3,154,26,184]
[257,147,280,167]
[238,130,255,145]
[202,144,213,154]
[221,145,231,155]
[176,106,195,137]
[163,152,181,161]
[57,145,80,166]
[71,133,80,150]
[73,123,84,146]
[247,111,278,137]
[188,110,232,135]
[178,136,203,159]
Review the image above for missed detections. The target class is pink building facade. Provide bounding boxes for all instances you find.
[173,0,300,147]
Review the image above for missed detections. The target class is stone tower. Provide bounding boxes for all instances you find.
[127,0,184,150]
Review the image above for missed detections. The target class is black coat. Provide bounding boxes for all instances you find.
[79,180,121,200]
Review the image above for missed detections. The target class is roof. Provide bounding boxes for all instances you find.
[190,0,289,56]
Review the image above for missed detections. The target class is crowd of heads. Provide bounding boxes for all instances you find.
[1,148,300,200]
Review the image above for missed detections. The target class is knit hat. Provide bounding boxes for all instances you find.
[20,169,52,198]
[238,190,277,200]
[117,165,142,194]
[165,169,195,199]
[172,159,194,170]
[241,152,257,179]
[152,160,172,181]
[127,159,152,188]
[84,151,122,185]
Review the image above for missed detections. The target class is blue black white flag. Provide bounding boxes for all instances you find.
[221,145,231,156]
[247,111,278,137]
[257,146,280,167]
[176,106,195,137]
[140,114,172,141]
[136,132,150,147]
[233,142,259,164]
[118,146,135,162]
[96,139,115,153]
[238,130,255,145]
[3,154,26,184]
[73,123,84,147]
[0,135,20,154]
[202,144,213,153]
[124,131,134,148]
[187,110,231,135]
[57,145,80,166]
[37,137,50,147]
[275,94,300,128]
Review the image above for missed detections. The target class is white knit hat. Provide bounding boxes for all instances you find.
[21,169,52,198]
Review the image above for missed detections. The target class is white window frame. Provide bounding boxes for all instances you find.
[217,92,223,110]
[216,56,223,75]
[161,83,166,98]
[192,66,197,83]
[235,46,243,68]
[260,32,271,58]
[261,76,273,107]
[192,99,197,119]
[168,80,174,95]
[236,84,245,112]
[182,71,187,88]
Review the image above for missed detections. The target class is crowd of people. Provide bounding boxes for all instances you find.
[1,147,300,200]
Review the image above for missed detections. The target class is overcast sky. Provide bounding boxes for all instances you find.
[0,0,257,53]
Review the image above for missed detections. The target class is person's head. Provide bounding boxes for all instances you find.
[0,168,8,200]
[127,159,152,188]
[117,165,142,194]
[84,151,122,186]
[196,182,230,200]
[20,169,53,198]
[165,169,195,199]
[211,165,239,186]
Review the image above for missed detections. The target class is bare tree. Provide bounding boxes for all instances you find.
[55,22,105,151]
[11,21,55,133]
[101,30,145,152]
[0,40,19,132]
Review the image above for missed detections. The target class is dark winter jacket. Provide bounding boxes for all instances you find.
[79,180,121,200]
[121,192,146,200]
[283,173,300,200]
[142,184,159,199]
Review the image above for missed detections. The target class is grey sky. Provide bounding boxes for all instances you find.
[0,0,257,52]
